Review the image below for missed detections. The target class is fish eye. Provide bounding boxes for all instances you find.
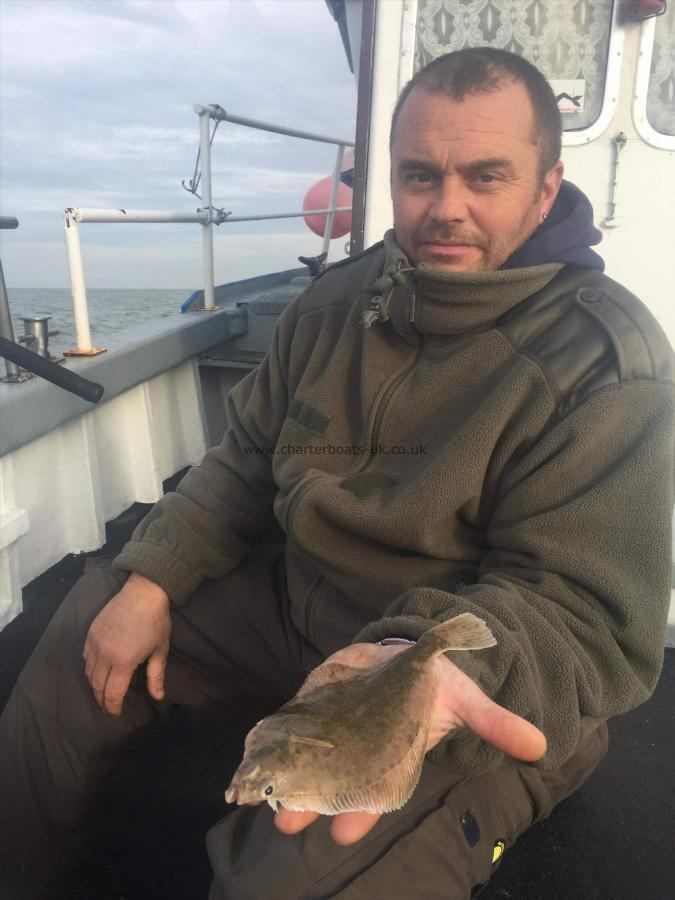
[264,785,274,796]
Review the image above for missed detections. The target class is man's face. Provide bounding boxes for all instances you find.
[390,82,563,272]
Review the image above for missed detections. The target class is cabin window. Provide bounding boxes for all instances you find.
[646,2,675,136]
[413,0,614,133]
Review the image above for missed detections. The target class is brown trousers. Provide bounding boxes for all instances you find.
[0,546,607,899]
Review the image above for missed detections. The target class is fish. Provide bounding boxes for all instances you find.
[224,612,496,816]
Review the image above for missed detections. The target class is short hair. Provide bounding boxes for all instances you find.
[390,48,562,185]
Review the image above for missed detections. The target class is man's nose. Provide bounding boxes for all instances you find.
[428,178,468,223]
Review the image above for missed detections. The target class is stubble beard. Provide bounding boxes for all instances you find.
[477,198,543,271]
[410,197,543,273]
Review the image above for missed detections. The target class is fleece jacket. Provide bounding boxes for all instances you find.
[114,229,675,774]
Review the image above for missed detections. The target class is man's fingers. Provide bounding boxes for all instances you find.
[102,667,135,717]
[274,807,320,835]
[88,657,111,710]
[330,811,382,845]
[461,689,547,761]
[146,649,167,701]
[273,807,382,845]
[84,650,96,687]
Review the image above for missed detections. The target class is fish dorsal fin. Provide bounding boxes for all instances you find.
[289,735,335,749]
[295,661,365,698]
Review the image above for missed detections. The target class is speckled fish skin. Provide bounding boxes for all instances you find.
[225,612,496,816]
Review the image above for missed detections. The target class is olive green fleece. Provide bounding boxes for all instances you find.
[114,230,675,773]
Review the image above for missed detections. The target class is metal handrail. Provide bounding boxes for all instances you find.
[63,106,354,352]
[194,104,354,146]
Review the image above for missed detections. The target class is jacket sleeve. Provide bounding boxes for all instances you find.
[353,378,675,770]
[112,300,299,604]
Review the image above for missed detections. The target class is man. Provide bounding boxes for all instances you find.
[1,48,673,899]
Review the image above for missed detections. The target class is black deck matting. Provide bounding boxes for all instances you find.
[1,549,673,900]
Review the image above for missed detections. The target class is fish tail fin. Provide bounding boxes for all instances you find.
[420,612,497,654]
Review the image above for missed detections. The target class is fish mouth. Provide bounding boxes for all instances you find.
[225,782,265,806]
[225,760,264,805]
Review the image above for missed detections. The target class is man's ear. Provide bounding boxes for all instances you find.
[540,160,564,217]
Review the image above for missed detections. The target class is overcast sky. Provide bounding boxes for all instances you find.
[0,0,357,288]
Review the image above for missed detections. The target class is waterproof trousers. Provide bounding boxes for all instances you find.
[0,546,608,899]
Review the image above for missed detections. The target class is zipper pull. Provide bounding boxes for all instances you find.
[409,272,417,324]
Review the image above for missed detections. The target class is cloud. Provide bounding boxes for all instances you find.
[0,0,170,73]
[0,0,357,287]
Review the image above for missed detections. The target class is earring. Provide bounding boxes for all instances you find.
[542,213,548,221]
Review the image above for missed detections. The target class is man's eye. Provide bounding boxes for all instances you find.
[404,172,432,184]
[476,174,496,184]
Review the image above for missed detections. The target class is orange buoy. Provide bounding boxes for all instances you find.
[303,176,352,238]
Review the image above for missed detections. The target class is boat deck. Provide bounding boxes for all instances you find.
[1,495,672,899]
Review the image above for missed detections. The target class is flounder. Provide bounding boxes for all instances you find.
[225,613,496,815]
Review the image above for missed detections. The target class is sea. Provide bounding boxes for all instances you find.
[7,287,191,352]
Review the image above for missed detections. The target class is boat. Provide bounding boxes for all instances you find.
[0,1,673,897]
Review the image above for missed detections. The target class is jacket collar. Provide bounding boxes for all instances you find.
[369,230,563,341]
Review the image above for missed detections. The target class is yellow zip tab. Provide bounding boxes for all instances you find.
[492,840,505,864]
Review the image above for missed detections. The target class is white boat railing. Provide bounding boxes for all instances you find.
[63,105,355,354]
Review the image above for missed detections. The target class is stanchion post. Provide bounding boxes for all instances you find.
[64,209,105,356]
[321,144,345,259]
[199,109,216,310]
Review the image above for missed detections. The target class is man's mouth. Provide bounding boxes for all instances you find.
[418,242,479,255]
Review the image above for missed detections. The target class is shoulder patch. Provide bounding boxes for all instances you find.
[574,277,674,382]
[313,241,384,282]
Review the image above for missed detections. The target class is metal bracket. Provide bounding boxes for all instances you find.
[64,347,107,357]
[602,132,628,229]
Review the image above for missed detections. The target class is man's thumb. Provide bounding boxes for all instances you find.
[146,651,167,701]
[462,691,547,762]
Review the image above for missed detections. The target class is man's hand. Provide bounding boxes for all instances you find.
[269,642,546,845]
[83,572,172,716]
